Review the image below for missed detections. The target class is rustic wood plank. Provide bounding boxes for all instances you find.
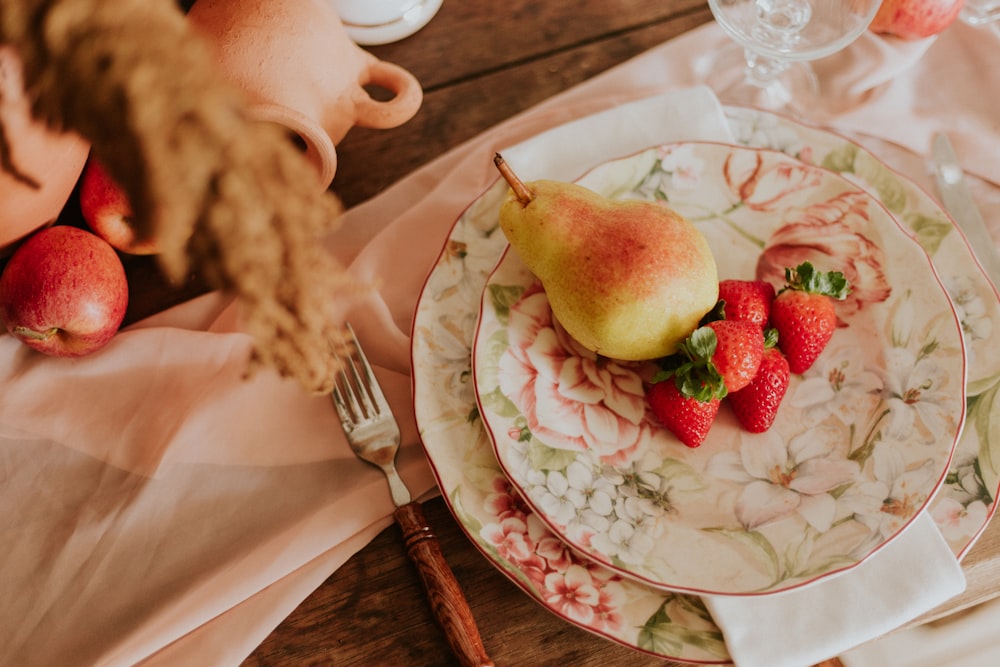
[242,497,683,667]
[360,0,709,91]
[331,8,713,208]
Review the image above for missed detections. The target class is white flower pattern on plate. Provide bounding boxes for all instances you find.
[708,428,859,531]
[844,447,939,541]
[932,497,990,542]
[788,344,884,426]
[880,347,958,445]
[948,274,993,339]
[657,143,705,190]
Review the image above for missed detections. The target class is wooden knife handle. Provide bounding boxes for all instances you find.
[394,502,495,667]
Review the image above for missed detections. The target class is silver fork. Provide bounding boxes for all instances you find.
[332,324,411,507]
[332,324,494,667]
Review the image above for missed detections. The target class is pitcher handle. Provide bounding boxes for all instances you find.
[353,59,423,131]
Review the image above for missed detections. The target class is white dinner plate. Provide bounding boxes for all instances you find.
[411,108,999,662]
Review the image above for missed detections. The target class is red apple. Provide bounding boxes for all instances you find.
[869,0,965,40]
[0,225,128,356]
[79,157,159,255]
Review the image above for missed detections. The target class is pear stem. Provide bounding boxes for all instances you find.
[493,153,534,205]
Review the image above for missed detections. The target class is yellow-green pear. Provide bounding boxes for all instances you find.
[494,154,718,360]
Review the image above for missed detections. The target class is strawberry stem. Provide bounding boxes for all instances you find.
[764,327,779,349]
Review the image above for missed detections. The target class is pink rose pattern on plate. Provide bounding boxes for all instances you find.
[755,191,891,319]
[496,283,657,467]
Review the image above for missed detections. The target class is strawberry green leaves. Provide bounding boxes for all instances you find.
[780,261,849,300]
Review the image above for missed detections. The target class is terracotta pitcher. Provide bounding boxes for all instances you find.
[186,0,423,188]
[0,45,90,257]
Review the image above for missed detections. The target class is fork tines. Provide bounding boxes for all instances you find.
[332,324,386,427]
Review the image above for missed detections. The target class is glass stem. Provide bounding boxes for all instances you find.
[742,49,789,88]
[737,48,796,110]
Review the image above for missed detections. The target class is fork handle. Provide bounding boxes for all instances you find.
[394,502,495,667]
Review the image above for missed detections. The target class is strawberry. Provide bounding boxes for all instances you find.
[704,319,764,393]
[646,379,721,448]
[646,320,761,447]
[718,279,775,329]
[647,325,730,448]
[729,329,790,433]
[770,262,849,374]
[664,321,763,398]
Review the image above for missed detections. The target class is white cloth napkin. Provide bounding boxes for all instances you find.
[705,513,966,667]
[498,86,734,180]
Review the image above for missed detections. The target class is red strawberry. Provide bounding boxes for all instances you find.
[770,262,849,374]
[729,330,790,433]
[646,379,721,448]
[669,321,763,396]
[646,320,760,447]
[718,279,776,329]
[705,320,764,393]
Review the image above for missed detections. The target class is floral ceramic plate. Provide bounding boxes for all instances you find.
[471,141,966,596]
[411,109,998,662]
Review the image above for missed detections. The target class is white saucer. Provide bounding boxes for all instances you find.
[338,0,443,45]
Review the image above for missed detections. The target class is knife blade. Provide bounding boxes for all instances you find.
[932,132,1000,287]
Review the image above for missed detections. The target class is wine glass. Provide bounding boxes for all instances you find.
[706,0,883,113]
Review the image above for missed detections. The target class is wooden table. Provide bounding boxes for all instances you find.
[129,1,1000,665]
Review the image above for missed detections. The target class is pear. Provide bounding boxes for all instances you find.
[493,154,718,361]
